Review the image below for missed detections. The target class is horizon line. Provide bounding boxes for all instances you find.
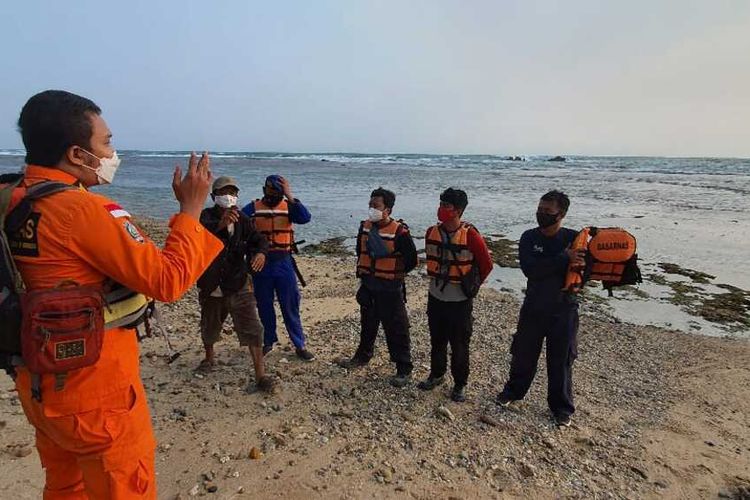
[0,148,748,161]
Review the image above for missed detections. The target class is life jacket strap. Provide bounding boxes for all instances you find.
[31,373,42,402]
[54,372,67,392]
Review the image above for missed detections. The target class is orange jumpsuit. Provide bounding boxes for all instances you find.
[12,165,223,499]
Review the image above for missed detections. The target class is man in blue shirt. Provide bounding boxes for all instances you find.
[497,190,585,427]
[242,175,314,360]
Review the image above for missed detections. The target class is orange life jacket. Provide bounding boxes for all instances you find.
[425,222,475,284]
[356,219,406,280]
[253,199,293,252]
[564,227,641,295]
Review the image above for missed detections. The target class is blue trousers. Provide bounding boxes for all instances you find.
[252,255,306,349]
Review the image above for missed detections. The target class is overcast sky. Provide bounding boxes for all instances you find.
[1,0,748,157]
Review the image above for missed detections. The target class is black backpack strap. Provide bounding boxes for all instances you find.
[0,175,24,228]
[24,181,77,201]
[5,181,77,233]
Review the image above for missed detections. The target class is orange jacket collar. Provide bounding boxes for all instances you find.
[24,165,82,186]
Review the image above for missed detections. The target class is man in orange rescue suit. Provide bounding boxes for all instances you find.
[337,188,418,387]
[417,188,492,402]
[241,175,314,361]
[9,90,222,498]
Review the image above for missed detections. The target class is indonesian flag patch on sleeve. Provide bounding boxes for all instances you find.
[105,203,131,218]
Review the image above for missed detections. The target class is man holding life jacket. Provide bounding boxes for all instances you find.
[241,175,314,360]
[418,188,492,402]
[337,188,418,387]
[6,90,222,498]
[496,190,585,427]
[196,176,277,393]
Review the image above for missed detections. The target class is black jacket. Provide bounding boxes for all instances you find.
[519,227,578,310]
[197,206,269,296]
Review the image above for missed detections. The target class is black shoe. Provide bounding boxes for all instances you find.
[554,414,572,427]
[389,373,411,388]
[295,348,315,362]
[336,356,368,369]
[262,345,273,356]
[417,376,445,391]
[451,385,466,402]
[496,393,514,408]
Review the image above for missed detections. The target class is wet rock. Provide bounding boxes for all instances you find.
[302,237,353,257]
[484,237,519,268]
[658,262,715,284]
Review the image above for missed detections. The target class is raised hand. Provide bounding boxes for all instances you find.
[279,176,294,201]
[218,207,240,230]
[173,152,212,220]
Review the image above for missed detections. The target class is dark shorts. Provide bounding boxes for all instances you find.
[199,285,263,347]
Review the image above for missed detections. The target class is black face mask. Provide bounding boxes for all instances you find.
[536,212,560,228]
[263,192,284,206]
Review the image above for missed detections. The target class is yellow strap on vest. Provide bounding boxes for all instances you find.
[103,289,149,330]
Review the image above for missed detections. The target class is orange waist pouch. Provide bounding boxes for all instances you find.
[21,286,105,374]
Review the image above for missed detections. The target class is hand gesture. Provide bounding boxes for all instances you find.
[567,248,586,268]
[173,152,212,220]
[278,176,294,201]
[250,253,266,273]
[218,207,240,230]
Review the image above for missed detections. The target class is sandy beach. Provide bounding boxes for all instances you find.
[0,218,749,499]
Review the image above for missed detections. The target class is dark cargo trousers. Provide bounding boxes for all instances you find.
[426,294,473,388]
[500,303,579,418]
[354,285,413,375]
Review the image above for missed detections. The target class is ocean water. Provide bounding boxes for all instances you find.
[2,150,749,336]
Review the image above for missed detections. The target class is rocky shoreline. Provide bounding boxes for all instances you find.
[0,219,748,499]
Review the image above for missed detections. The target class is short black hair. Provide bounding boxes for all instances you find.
[370,187,395,209]
[540,189,570,213]
[440,188,468,211]
[17,90,102,167]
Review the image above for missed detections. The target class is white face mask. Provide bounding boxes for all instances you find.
[79,149,121,185]
[215,194,238,209]
[368,207,384,222]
